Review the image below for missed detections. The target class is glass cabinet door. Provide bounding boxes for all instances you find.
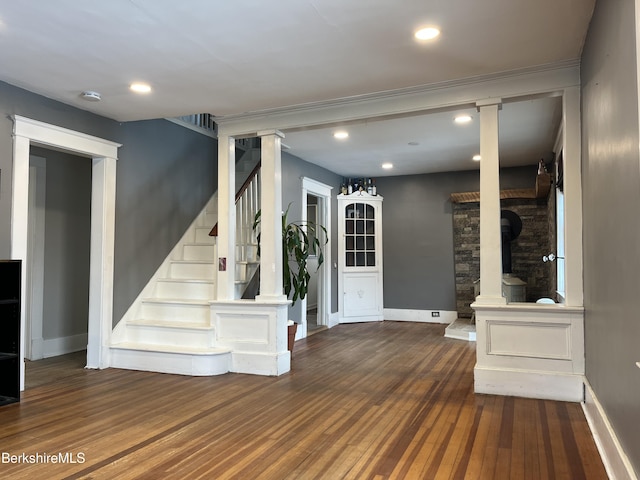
[344,202,376,267]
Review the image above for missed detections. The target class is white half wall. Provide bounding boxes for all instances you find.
[473,302,584,402]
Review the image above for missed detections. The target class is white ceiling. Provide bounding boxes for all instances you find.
[0,0,594,176]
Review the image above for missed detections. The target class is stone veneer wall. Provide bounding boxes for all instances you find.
[453,198,553,317]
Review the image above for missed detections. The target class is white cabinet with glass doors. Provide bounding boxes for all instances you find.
[337,192,383,322]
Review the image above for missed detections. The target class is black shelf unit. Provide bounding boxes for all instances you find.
[0,260,21,406]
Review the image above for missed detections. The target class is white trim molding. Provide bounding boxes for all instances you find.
[583,380,638,480]
[301,176,333,337]
[216,61,580,137]
[11,116,120,389]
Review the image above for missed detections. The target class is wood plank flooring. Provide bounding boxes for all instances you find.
[1,322,607,479]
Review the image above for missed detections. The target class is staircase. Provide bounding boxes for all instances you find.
[110,141,261,376]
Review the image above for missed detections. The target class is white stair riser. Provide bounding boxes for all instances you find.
[195,227,216,244]
[127,325,214,348]
[140,302,210,323]
[170,262,215,280]
[110,348,230,376]
[155,280,214,300]
[202,212,217,227]
[183,244,216,261]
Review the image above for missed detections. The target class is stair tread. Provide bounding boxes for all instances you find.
[128,319,213,330]
[141,298,211,305]
[157,278,214,284]
[171,259,215,265]
[111,342,230,355]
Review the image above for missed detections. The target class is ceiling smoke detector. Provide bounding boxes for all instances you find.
[81,91,101,102]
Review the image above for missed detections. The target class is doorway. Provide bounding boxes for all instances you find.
[11,116,120,390]
[300,177,332,338]
[26,149,91,365]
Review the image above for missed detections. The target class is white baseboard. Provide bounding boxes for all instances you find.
[582,380,638,480]
[474,366,584,402]
[384,308,457,324]
[28,337,45,360]
[328,312,340,328]
[43,333,88,358]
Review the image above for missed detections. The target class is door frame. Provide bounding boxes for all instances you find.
[26,155,46,360]
[11,116,120,390]
[300,177,332,337]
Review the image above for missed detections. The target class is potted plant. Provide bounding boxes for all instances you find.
[253,203,327,352]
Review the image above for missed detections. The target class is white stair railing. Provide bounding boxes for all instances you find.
[211,160,261,298]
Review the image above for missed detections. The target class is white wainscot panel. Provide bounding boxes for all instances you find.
[487,321,571,360]
[217,314,269,345]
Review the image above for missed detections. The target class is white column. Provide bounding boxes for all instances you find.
[256,130,287,302]
[216,135,236,300]
[562,87,583,307]
[474,99,506,305]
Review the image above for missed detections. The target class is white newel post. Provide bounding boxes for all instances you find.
[256,129,287,302]
[216,135,236,300]
[475,99,506,305]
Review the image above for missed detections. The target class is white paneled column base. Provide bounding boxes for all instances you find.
[473,303,584,401]
[211,299,291,375]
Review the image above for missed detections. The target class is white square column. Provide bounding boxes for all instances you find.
[474,99,506,305]
[216,135,236,300]
[562,86,583,307]
[256,129,288,302]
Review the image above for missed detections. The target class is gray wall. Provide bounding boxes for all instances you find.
[0,81,217,327]
[376,166,537,311]
[113,120,217,322]
[31,147,91,340]
[581,0,640,473]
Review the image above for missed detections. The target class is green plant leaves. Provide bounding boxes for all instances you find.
[253,203,327,305]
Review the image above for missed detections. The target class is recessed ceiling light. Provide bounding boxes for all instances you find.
[130,83,152,94]
[415,26,440,41]
[334,131,349,140]
[455,114,473,124]
[472,154,481,161]
[382,163,394,169]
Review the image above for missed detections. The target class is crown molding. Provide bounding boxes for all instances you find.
[216,59,580,136]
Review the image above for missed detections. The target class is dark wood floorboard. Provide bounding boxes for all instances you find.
[0,322,607,479]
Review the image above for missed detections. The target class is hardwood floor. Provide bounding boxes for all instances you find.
[1,322,607,479]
